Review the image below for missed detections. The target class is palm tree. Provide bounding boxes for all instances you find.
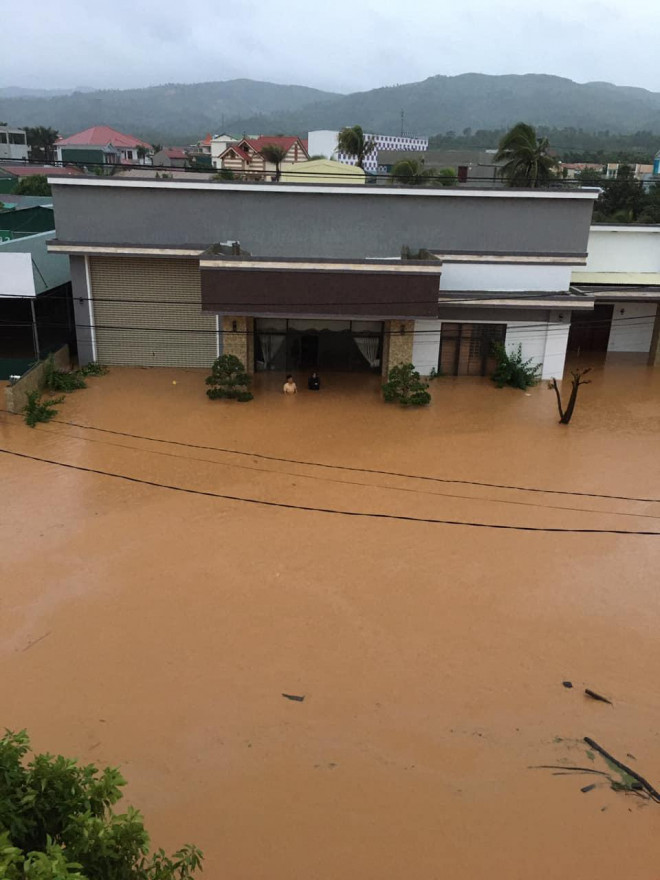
[390,158,435,186]
[259,143,288,181]
[337,125,376,169]
[495,123,558,188]
[24,126,59,163]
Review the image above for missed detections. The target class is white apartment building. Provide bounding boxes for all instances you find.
[308,130,428,173]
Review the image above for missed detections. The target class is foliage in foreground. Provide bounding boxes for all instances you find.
[43,354,87,393]
[205,353,253,401]
[80,362,109,377]
[0,729,203,880]
[23,391,65,427]
[491,343,541,390]
[495,122,558,188]
[382,362,431,406]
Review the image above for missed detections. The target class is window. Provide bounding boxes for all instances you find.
[8,132,26,145]
[0,133,6,143]
[126,150,133,159]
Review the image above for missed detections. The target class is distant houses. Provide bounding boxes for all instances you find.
[0,125,29,162]
[54,125,154,166]
[308,130,428,173]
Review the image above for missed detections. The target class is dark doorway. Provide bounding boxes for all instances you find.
[439,323,506,376]
[300,334,319,369]
[567,304,613,354]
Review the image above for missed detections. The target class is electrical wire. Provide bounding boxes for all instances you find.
[1,446,657,535]
[20,421,660,522]
[2,409,656,505]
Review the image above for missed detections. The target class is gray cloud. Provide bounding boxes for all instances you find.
[6,0,660,93]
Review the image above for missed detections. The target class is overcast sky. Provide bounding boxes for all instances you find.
[5,0,658,94]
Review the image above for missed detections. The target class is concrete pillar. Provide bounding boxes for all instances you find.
[540,310,571,380]
[221,316,254,373]
[648,308,660,367]
[382,319,414,377]
[69,255,96,366]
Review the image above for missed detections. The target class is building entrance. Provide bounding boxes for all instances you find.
[254,318,383,373]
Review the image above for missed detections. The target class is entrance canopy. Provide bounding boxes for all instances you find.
[200,256,442,320]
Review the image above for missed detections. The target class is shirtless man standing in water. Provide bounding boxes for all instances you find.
[283,375,298,395]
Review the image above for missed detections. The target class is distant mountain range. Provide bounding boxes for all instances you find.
[2,74,660,144]
[0,86,96,99]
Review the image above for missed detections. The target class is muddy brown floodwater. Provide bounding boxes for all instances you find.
[2,353,660,879]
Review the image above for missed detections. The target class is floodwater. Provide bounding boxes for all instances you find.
[2,353,660,879]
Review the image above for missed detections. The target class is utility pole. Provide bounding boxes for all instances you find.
[400,109,404,136]
[30,299,40,360]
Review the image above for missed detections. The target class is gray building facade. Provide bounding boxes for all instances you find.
[48,177,598,379]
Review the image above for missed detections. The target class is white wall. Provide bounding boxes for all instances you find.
[607,302,658,352]
[0,253,36,297]
[307,131,339,159]
[412,311,570,380]
[584,228,660,273]
[440,262,573,292]
[412,320,442,374]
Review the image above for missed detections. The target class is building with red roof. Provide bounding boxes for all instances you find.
[216,135,309,179]
[54,125,153,167]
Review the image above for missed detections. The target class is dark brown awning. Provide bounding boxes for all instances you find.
[200,260,442,319]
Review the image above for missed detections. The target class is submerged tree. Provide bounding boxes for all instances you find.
[548,368,592,424]
[337,125,376,170]
[0,729,203,880]
[382,363,431,406]
[495,122,558,187]
[206,353,253,401]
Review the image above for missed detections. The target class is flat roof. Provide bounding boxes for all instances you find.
[47,176,600,200]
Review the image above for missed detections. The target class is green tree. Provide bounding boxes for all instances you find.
[596,164,645,221]
[13,175,52,196]
[495,122,559,187]
[390,158,435,186]
[136,146,149,162]
[491,343,540,390]
[337,125,376,170]
[437,167,458,187]
[206,353,253,401]
[213,168,235,181]
[259,143,288,181]
[575,166,604,185]
[639,181,660,223]
[0,729,203,880]
[24,127,59,162]
[382,363,431,406]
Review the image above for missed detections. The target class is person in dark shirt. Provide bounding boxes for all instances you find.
[308,372,321,391]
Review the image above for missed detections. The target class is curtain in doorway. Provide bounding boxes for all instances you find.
[354,336,380,368]
[259,334,285,369]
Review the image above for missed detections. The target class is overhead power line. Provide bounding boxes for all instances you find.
[26,421,660,522]
[4,410,656,505]
[0,446,657,535]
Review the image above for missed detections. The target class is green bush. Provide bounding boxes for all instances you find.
[382,362,431,406]
[23,390,65,427]
[205,353,254,401]
[491,343,540,390]
[80,362,109,377]
[43,354,86,393]
[0,729,203,880]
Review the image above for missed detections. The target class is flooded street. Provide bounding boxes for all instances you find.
[2,354,660,879]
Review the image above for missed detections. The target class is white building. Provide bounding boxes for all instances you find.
[0,126,29,162]
[308,130,428,173]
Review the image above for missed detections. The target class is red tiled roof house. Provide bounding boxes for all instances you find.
[54,126,153,167]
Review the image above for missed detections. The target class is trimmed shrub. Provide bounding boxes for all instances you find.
[491,343,540,390]
[382,363,431,406]
[205,354,254,402]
